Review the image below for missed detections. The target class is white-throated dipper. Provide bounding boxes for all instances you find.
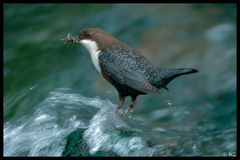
[62,28,198,118]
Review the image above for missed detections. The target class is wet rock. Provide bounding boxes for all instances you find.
[62,129,90,156]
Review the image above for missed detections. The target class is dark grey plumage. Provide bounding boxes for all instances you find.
[99,45,197,96]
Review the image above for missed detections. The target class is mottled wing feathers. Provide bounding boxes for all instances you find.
[99,46,159,95]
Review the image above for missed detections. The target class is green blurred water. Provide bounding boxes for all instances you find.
[4,4,236,156]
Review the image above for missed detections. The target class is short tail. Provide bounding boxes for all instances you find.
[155,68,198,89]
[174,68,199,76]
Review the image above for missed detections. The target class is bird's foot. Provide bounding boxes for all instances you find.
[123,107,133,119]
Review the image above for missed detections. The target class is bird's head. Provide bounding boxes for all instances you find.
[62,28,119,51]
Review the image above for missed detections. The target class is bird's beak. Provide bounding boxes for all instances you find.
[61,33,81,45]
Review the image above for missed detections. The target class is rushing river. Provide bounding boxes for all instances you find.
[4,4,236,156]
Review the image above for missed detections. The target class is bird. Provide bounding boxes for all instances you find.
[62,28,198,118]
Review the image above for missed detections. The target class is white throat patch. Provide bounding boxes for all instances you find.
[80,39,101,73]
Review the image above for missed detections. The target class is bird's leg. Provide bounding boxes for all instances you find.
[115,94,125,112]
[124,95,137,118]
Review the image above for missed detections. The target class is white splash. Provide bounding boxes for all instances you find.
[3,88,107,156]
